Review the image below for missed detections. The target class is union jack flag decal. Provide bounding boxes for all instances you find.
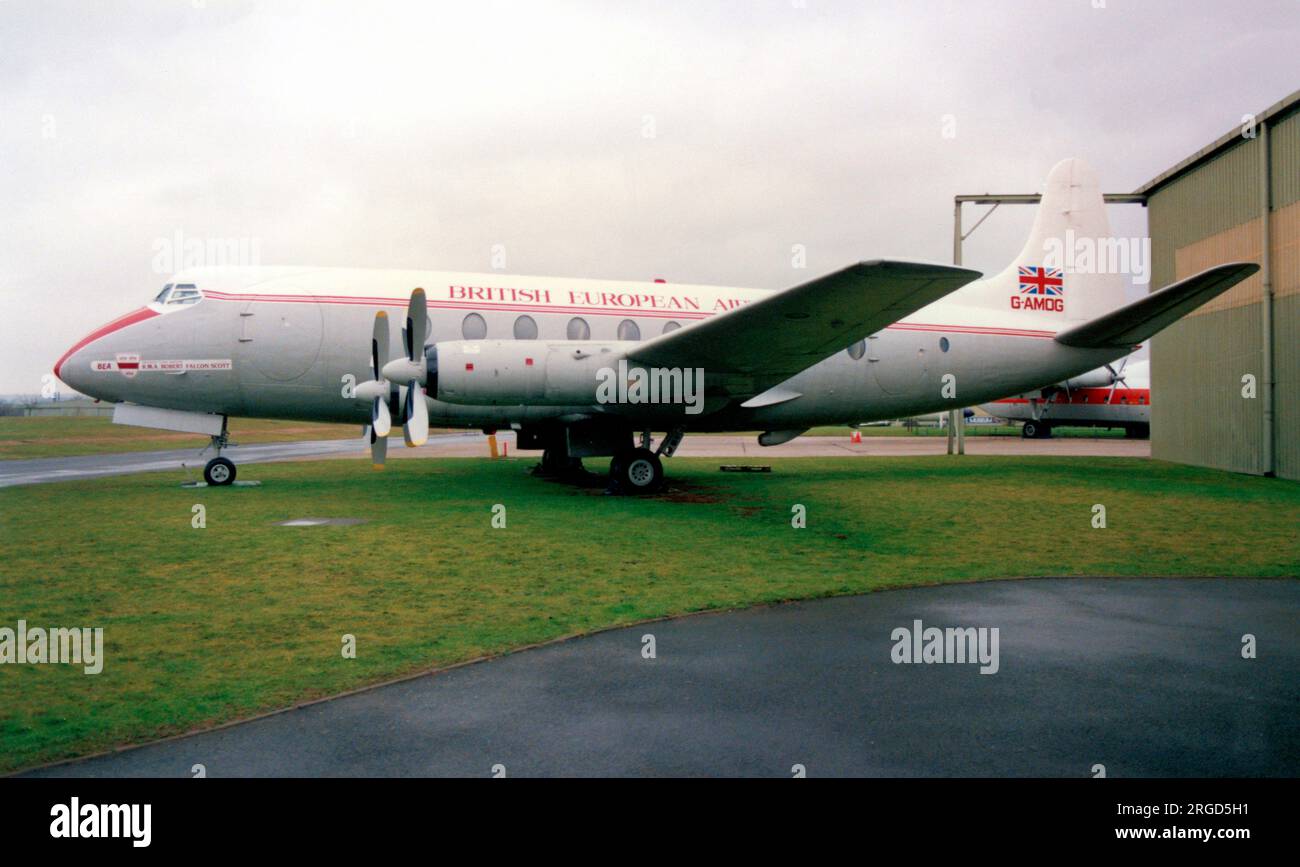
[1019,266,1064,296]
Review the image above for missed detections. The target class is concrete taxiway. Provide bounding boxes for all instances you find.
[0,433,1149,487]
[24,578,1298,777]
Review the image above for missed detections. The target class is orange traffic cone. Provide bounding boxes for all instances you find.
[850,429,862,444]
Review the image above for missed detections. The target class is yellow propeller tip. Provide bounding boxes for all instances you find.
[376,310,387,319]
[372,464,385,471]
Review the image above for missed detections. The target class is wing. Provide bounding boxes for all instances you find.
[626,260,981,395]
[1054,263,1259,349]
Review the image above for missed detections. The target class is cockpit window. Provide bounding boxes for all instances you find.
[153,282,202,306]
[168,284,202,305]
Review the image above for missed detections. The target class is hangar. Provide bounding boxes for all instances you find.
[1136,88,1300,480]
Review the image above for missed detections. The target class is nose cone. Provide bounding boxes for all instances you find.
[53,307,158,396]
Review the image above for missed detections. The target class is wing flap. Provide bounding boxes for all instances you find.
[1055,263,1259,349]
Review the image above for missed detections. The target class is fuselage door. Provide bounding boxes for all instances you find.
[236,294,324,383]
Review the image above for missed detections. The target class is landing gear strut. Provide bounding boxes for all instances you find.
[201,428,237,485]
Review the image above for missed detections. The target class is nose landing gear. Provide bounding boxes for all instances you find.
[204,456,237,485]
[200,429,237,485]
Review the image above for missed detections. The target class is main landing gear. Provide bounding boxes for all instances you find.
[530,426,684,494]
[1021,420,1052,439]
[608,428,683,494]
[610,447,664,493]
[201,429,237,486]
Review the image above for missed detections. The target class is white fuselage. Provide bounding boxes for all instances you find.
[55,266,1124,434]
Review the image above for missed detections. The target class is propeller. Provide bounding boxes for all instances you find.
[352,311,393,468]
[351,288,432,465]
[1104,356,1130,404]
[381,288,429,447]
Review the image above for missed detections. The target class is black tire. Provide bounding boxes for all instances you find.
[610,447,664,494]
[1022,421,1052,439]
[204,456,236,486]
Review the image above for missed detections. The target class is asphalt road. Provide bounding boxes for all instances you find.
[25,578,1298,777]
[0,432,487,487]
[1,432,1148,487]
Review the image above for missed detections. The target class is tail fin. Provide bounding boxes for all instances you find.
[953,158,1126,327]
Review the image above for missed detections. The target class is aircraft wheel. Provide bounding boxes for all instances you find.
[1022,421,1051,439]
[204,456,237,486]
[610,447,664,494]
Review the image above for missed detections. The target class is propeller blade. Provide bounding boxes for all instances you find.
[1105,357,1129,404]
[404,288,427,363]
[372,310,390,380]
[371,429,388,469]
[372,395,391,437]
[403,379,429,447]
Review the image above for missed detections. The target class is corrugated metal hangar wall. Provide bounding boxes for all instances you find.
[1137,89,1299,480]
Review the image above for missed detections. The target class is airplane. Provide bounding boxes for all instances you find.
[984,355,1151,438]
[52,158,1257,493]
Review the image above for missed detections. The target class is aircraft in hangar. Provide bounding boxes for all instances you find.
[53,159,1255,492]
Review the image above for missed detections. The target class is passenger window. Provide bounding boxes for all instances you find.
[847,340,866,360]
[462,313,487,339]
[513,315,538,340]
[662,321,681,334]
[617,319,641,341]
[567,317,590,340]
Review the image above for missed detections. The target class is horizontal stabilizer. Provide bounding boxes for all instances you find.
[1053,263,1259,349]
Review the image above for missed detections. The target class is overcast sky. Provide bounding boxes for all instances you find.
[1,0,1297,395]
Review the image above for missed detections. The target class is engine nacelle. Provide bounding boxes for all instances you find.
[1060,368,1118,390]
[433,340,629,406]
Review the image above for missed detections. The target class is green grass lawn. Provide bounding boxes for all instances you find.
[1,455,1296,774]
[0,416,361,460]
